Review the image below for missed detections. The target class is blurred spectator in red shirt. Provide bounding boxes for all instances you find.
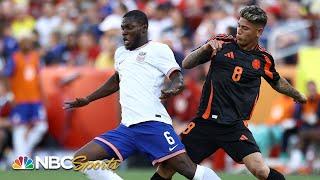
[71,31,100,66]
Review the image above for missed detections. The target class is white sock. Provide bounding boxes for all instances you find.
[26,121,48,151]
[85,168,123,180]
[13,125,29,157]
[193,165,221,180]
[289,149,303,171]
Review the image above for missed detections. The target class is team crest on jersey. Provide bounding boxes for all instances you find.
[136,52,147,62]
[252,59,260,70]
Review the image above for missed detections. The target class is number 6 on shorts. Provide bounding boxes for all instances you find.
[163,131,175,145]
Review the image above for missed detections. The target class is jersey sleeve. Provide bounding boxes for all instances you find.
[261,53,280,85]
[113,47,122,71]
[153,44,181,78]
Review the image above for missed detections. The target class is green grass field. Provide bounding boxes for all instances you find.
[0,169,319,180]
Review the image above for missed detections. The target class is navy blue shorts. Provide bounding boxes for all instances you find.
[93,121,185,165]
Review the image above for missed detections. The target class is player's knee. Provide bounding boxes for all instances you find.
[244,153,269,179]
[175,158,193,170]
[73,150,89,166]
[35,121,48,134]
[157,163,175,179]
[167,156,196,179]
[250,166,269,179]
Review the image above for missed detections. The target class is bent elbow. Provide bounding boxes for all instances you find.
[182,60,190,69]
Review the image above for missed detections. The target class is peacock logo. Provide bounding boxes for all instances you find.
[12,156,34,170]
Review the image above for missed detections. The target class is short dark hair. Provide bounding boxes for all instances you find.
[240,5,267,27]
[123,10,148,27]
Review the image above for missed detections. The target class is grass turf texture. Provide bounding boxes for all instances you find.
[0,169,319,180]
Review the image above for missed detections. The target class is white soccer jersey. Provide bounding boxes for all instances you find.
[114,41,180,126]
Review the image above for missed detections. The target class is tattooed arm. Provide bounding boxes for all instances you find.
[269,76,307,103]
[182,39,222,69]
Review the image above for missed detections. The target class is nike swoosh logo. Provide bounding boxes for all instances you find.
[169,144,178,151]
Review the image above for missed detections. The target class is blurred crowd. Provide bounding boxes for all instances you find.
[0,0,319,67]
[249,80,320,174]
[0,0,320,173]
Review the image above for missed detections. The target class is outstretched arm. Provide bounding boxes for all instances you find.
[159,70,184,100]
[182,39,222,69]
[269,76,307,103]
[64,71,120,109]
[86,71,120,102]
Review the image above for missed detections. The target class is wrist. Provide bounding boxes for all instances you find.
[200,44,210,52]
[85,96,92,103]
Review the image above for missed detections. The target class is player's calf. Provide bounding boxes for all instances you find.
[249,165,270,179]
[155,152,220,180]
[243,152,285,180]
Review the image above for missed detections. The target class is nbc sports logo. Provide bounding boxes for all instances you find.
[12,156,34,170]
[11,155,120,170]
[12,155,73,170]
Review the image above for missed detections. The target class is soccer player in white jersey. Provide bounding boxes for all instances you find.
[64,10,220,180]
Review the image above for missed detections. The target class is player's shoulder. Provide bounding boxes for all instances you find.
[149,41,171,49]
[114,46,126,59]
[115,46,126,53]
[148,41,173,53]
[255,45,274,61]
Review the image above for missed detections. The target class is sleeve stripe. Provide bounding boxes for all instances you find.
[263,55,273,79]
[166,67,181,78]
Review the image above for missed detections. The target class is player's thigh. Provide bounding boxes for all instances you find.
[74,140,111,161]
[76,125,137,162]
[219,133,260,163]
[132,121,186,166]
[31,103,47,121]
[10,104,28,124]
[181,120,219,164]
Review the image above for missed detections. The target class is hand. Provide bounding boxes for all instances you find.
[159,88,183,100]
[63,97,90,110]
[294,93,307,104]
[203,39,223,57]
